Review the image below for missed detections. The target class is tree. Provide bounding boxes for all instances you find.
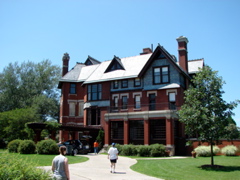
[179,65,238,166]
[0,60,61,121]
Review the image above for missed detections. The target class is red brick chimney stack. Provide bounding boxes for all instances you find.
[176,36,188,73]
[62,53,70,77]
[140,48,152,55]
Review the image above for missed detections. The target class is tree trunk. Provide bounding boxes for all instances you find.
[210,141,214,166]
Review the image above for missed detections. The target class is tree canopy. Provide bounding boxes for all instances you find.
[179,65,238,166]
[0,60,61,121]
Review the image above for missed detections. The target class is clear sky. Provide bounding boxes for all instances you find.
[1,0,240,126]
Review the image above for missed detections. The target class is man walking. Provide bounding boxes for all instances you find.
[107,143,118,173]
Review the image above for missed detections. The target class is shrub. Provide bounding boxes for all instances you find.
[194,145,220,157]
[121,144,138,156]
[0,153,52,180]
[150,144,166,157]
[7,139,23,153]
[115,144,122,155]
[18,140,36,154]
[221,145,238,156]
[36,139,59,154]
[138,145,150,157]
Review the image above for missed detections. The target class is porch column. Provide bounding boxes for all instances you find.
[166,118,175,155]
[144,117,149,145]
[124,119,129,145]
[104,121,110,145]
[33,129,42,143]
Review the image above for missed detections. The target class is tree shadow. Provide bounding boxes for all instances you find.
[199,164,240,172]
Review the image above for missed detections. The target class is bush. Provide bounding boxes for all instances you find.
[150,144,166,157]
[194,145,220,157]
[138,145,150,157]
[221,145,238,156]
[18,140,36,154]
[121,144,138,156]
[0,153,52,180]
[7,139,23,153]
[36,139,59,154]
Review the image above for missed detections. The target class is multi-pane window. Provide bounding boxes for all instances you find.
[122,96,128,109]
[113,96,118,109]
[149,93,156,110]
[130,120,144,140]
[153,66,169,84]
[134,95,141,109]
[69,102,75,116]
[113,81,118,89]
[111,121,124,139]
[169,92,176,110]
[121,80,128,88]
[134,78,141,87]
[88,84,102,101]
[78,102,83,116]
[69,83,76,94]
[150,120,166,139]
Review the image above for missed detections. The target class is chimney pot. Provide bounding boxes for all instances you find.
[176,36,188,73]
[140,48,152,55]
[62,53,70,77]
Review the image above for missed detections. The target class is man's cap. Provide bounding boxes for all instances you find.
[112,143,115,146]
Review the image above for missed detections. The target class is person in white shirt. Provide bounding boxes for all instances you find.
[107,143,119,173]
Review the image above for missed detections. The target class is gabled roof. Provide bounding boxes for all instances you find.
[104,56,125,73]
[84,56,101,66]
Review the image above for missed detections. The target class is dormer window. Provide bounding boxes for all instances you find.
[105,56,125,73]
[134,78,141,87]
[153,66,169,84]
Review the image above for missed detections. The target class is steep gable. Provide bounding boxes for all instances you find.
[104,56,125,73]
[84,56,101,66]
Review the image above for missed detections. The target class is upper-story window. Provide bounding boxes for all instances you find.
[88,84,102,101]
[113,81,119,89]
[69,83,76,94]
[69,102,76,116]
[153,66,169,84]
[134,78,141,87]
[122,96,128,109]
[149,93,156,110]
[134,95,141,109]
[121,80,128,88]
[169,92,176,110]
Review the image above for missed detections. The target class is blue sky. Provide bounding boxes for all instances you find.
[1,0,240,126]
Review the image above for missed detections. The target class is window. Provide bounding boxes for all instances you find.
[130,120,144,140]
[69,83,76,94]
[113,96,118,109]
[149,93,156,110]
[134,78,141,87]
[111,121,123,139]
[134,95,141,109]
[88,84,102,101]
[69,102,75,116]
[113,81,118,89]
[78,102,83,116]
[122,96,128,109]
[153,66,169,84]
[121,80,128,88]
[87,108,100,125]
[169,92,176,110]
[150,120,166,139]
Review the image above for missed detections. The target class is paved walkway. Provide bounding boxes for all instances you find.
[42,153,187,180]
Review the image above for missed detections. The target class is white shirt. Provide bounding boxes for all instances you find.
[108,147,118,160]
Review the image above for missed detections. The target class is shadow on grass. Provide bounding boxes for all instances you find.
[199,165,240,172]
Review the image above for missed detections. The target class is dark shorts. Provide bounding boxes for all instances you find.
[110,159,117,163]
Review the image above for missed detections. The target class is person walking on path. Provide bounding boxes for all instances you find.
[108,143,119,173]
[52,146,70,180]
[93,140,99,155]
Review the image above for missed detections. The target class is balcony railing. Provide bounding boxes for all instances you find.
[107,102,179,113]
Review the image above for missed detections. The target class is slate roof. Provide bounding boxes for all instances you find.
[59,49,204,85]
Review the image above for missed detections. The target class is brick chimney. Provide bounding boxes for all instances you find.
[140,48,152,55]
[176,36,188,73]
[62,53,70,77]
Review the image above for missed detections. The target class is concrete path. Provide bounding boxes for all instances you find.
[42,153,166,180]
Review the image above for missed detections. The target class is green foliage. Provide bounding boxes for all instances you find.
[149,144,166,157]
[221,145,238,156]
[7,139,23,153]
[0,153,52,180]
[0,60,61,121]
[36,139,59,154]
[96,129,104,144]
[121,144,138,156]
[138,145,151,157]
[179,65,238,165]
[194,145,220,157]
[0,108,40,142]
[18,140,36,154]
[224,124,240,140]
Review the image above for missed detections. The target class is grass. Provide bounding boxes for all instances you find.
[131,156,240,180]
[0,149,88,166]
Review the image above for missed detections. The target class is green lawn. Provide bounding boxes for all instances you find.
[0,150,88,166]
[131,156,240,180]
